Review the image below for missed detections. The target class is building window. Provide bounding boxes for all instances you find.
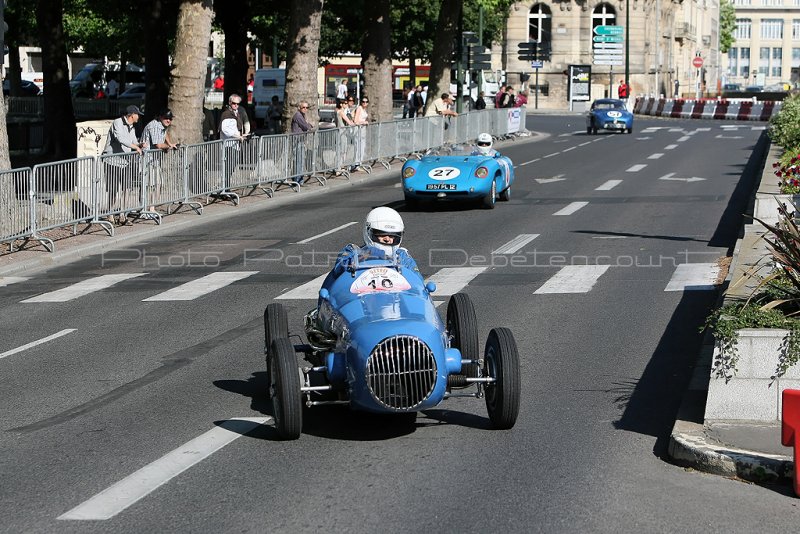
[733,0,751,5]
[793,19,800,40]
[762,0,782,5]
[735,19,751,40]
[591,3,617,30]
[793,47,800,66]
[729,48,739,77]
[528,3,553,59]
[773,47,783,77]
[761,19,784,40]
[739,47,751,77]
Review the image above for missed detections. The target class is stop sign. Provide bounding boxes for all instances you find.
[692,56,704,68]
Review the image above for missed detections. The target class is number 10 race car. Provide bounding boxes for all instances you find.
[262,252,521,439]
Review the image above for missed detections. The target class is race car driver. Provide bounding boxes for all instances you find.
[473,132,498,157]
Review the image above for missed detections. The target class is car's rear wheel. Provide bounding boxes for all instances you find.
[446,293,480,380]
[586,126,592,135]
[592,126,598,135]
[482,179,497,209]
[269,338,303,439]
[484,328,521,430]
[499,185,511,202]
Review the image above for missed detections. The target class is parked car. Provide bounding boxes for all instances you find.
[2,79,41,96]
[744,85,764,93]
[722,83,742,93]
[586,98,634,135]
[116,83,146,100]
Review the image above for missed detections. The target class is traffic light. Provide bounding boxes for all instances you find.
[517,41,538,62]
[468,45,492,70]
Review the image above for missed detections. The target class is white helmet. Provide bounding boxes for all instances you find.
[363,207,404,256]
[476,133,493,156]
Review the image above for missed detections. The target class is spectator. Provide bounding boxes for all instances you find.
[219,94,246,185]
[502,87,515,108]
[291,100,313,182]
[102,105,143,225]
[420,85,428,107]
[106,76,119,100]
[336,78,349,104]
[335,99,354,128]
[515,90,528,108]
[213,75,224,92]
[495,85,507,108]
[618,80,630,101]
[353,96,370,169]
[247,74,254,103]
[425,93,458,117]
[140,108,178,216]
[267,95,283,134]
[475,91,487,110]
[345,96,356,123]
[402,87,411,119]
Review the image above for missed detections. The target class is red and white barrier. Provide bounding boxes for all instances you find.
[633,96,782,121]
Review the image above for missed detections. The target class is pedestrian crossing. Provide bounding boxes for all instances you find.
[6,261,722,304]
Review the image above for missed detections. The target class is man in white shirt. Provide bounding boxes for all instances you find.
[336,79,348,104]
[106,76,119,99]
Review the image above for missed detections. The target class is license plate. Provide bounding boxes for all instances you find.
[426,184,456,190]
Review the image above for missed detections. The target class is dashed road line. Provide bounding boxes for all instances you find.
[295,221,358,244]
[492,234,540,255]
[664,263,720,291]
[534,265,610,294]
[595,180,622,191]
[664,144,678,150]
[275,273,329,300]
[543,152,560,158]
[518,157,541,166]
[626,164,647,172]
[0,329,77,360]
[553,201,588,216]
[677,136,691,142]
[647,153,664,160]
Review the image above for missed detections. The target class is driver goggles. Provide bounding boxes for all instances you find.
[477,141,491,147]
[370,230,402,245]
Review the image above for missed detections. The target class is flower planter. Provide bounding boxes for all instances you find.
[706,328,800,422]
[752,193,799,225]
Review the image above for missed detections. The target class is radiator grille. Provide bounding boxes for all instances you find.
[365,335,437,410]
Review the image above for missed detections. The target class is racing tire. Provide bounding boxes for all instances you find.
[269,338,303,440]
[592,126,598,135]
[586,126,592,135]
[627,126,633,134]
[499,185,511,202]
[483,327,521,430]
[446,293,480,380]
[264,303,289,356]
[482,179,497,209]
[405,196,421,211]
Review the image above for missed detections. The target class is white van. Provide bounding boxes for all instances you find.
[253,68,286,125]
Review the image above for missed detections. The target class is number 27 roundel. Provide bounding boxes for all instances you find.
[350,267,412,294]
[427,166,461,180]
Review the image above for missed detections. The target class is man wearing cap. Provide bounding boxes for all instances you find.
[140,109,178,216]
[102,105,144,225]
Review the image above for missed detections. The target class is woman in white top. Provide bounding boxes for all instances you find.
[353,97,369,166]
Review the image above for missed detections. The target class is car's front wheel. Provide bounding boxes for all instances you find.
[269,338,303,440]
[499,185,511,202]
[627,126,633,134]
[482,179,497,209]
[484,328,521,430]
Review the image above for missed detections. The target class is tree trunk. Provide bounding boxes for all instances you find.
[218,0,250,104]
[143,0,174,122]
[361,0,392,123]
[37,0,76,161]
[282,0,324,132]
[423,0,461,117]
[169,0,215,145]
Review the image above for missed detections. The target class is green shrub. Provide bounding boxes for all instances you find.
[769,93,800,150]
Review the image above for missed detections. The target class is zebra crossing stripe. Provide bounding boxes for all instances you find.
[534,265,610,294]
[275,273,329,300]
[0,276,29,287]
[664,263,719,291]
[595,180,622,191]
[21,273,147,303]
[143,272,258,301]
[426,267,486,296]
[553,202,588,216]
[492,234,540,255]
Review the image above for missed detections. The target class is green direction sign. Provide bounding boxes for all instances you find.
[593,35,624,43]
[594,25,623,36]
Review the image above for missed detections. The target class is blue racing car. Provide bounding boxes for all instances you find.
[586,98,634,134]
[401,133,515,209]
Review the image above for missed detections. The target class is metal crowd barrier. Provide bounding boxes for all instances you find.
[1,108,525,252]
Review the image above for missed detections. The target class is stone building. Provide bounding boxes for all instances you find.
[503,0,719,109]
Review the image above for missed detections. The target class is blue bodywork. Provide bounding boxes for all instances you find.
[401,144,514,204]
[309,245,461,413]
[586,98,634,134]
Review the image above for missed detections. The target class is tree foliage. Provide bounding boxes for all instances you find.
[719,0,736,54]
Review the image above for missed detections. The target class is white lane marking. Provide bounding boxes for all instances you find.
[626,164,647,172]
[553,201,588,216]
[696,127,711,132]
[0,329,77,360]
[578,141,591,147]
[393,183,401,188]
[58,417,270,521]
[563,146,576,152]
[595,180,622,191]
[427,267,486,296]
[647,153,664,160]
[143,272,257,301]
[659,173,706,183]
[635,136,652,140]
[22,274,147,303]
[534,265,610,294]
[677,136,690,142]
[668,128,684,132]
[295,222,358,244]
[518,157,541,166]
[275,273,329,300]
[492,234,540,255]
[752,126,766,131]
[0,276,28,287]
[543,152,560,158]
[536,174,565,184]
[665,263,720,291]
[664,144,678,150]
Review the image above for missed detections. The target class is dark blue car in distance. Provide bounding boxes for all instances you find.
[586,98,634,135]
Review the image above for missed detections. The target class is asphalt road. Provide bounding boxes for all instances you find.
[2,115,799,533]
